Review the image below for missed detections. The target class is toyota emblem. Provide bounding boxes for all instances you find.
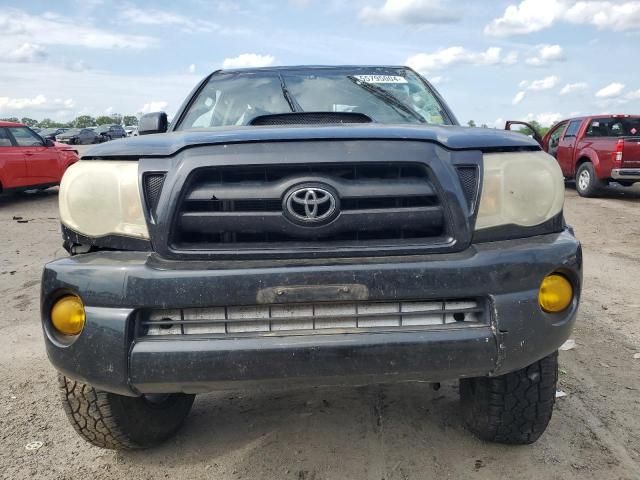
[284,185,338,224]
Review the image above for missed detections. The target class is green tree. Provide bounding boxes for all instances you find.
[73,115,96,128]
[480,123,489,128]
[20,117,38,127]
[112,113,123,125]
[467,120,477,128]
[123,115,138,126]
[95,115,115,125]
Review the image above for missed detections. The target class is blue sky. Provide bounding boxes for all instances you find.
[2,0,640,126]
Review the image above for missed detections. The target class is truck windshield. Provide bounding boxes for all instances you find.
[176,68,450,129]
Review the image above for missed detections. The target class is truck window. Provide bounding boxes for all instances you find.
[585,117,640,137]
[563,120,581,138]
[547,121,567,157]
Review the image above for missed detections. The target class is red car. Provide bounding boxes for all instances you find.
[0,121,79,193]
[507,115,640,197]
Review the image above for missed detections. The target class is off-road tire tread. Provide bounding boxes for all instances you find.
[58,375,139,450]
[460,351,558,445]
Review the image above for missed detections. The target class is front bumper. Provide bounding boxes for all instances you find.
[41,230,582,396]
[611,168,640,181]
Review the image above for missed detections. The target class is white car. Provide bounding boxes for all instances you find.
[125,125,139,137]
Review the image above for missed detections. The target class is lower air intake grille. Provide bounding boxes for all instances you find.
[139,299,485,338]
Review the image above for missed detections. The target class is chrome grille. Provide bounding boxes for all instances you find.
[139,299,485,338]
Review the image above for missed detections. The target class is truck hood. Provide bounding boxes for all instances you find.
[81,124,540,159]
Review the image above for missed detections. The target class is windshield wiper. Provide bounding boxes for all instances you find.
[347,76,426,124]
[279,74,303,112]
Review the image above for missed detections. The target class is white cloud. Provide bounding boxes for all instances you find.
[0,8,157,49]
[222,53,276,69]
[626,89,640,100]
[560,82,588,95]
[526,112,564,126]
[429,75,444,85]
[188,64,196,74]
[406,47,516,73]
[512,91,526,105]
[139,101,169,114]
[5,43,47,63]
[0,94,46,111]
[595,82,625,98]
[0,94,74,113]
[526,44,565,66]
[359,0,460,25]
[528,75,560,91]
[0,60,197,121]
[119,7,238,34]
[564,1,640,31]
[486,1,640,37]
[484,0,565,36]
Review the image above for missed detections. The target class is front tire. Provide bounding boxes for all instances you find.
[460,351,558,445]
[58,375,195,450]
[575,162,602,197]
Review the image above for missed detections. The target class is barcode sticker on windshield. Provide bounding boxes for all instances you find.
[354,75,408,84]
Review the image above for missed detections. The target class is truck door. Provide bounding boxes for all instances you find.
[556,120,582,176]
[504,121,543,146]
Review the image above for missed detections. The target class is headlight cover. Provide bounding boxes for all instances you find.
[475,151,564,230]
[59,161,149,239]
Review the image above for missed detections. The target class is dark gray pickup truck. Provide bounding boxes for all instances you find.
[42,65,581,450]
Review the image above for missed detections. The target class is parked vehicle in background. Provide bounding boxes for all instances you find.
[0,121,78,192]
[56,128,100,145]
[507,115,640,197]
[39,128,69,141]
[32,127,41,133]
[125,125,139,136]
[95,124,127,142]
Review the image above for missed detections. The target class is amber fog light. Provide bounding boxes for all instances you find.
[51,295,86,336]
[539,274,573,313]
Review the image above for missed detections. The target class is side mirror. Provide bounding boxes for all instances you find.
[139,112,168,135]
[45,138,55,147]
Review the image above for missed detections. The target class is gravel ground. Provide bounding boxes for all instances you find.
[1,163,639,479]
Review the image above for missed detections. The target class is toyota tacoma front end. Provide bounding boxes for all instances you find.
[41,66,581,450]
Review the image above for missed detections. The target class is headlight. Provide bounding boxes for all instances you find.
[59,161,149,239]
[475,151,564,230]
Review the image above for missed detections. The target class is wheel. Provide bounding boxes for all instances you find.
[575,162,602,197]
[58,374,195,450]
[460,351,558,445]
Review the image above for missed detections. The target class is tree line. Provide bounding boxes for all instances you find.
[0,114,139,128]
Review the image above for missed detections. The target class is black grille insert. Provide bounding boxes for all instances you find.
[143,173,166,218]
[456,166,479,212]
[171,163,448,250]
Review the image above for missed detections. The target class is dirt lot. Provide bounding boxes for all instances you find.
[1,171,639,479]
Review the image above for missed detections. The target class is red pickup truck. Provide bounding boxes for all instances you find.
[0,121,79,193]
[507,115,640,197]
